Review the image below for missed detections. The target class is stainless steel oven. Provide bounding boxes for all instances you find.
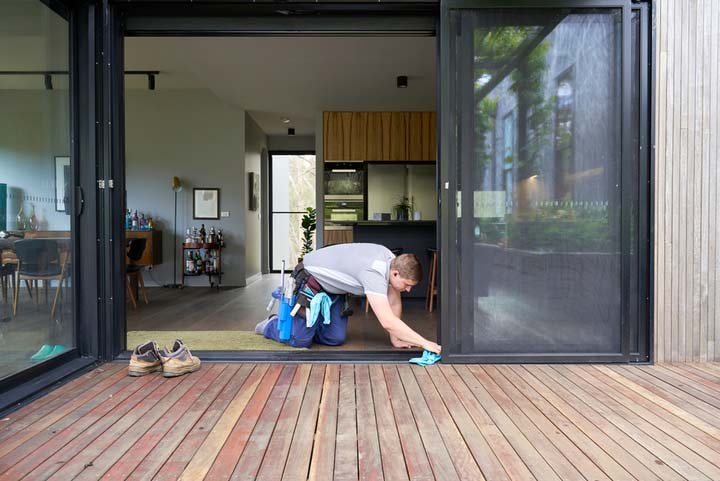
[324,161,366,221]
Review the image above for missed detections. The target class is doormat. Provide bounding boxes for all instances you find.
[126,330,307,351]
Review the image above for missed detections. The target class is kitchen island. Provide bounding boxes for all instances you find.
[351,220,436,299]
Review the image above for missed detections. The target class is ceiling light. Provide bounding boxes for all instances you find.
[397,75,408,88]
[44,74,53,90]
[288,128,295,136]
[281,117,291,124]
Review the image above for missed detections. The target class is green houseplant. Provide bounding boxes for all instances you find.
[393,196,412,221]
[300,207,317,260]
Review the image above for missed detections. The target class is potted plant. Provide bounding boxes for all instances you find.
[393,196,412,221]
[299,207,317,262]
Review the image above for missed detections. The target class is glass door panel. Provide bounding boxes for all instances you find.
[0,0,75,378]
[270,153,316,271]
[444,5,641,358]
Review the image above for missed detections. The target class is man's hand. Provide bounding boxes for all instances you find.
[423,341,442,355]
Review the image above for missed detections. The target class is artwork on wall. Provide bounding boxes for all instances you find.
[55,156,71,212]
[248,172,259,211]
[193,188,220,219]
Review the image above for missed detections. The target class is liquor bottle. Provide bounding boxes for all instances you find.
[208,226,215,244]
[131,210,139,230]
[200,224,206,243]
[185,251,192,273]
[217,229,224,247]
[195,250,203,273]
[185,228,191,244]
[213,254,219,273]
[205,251,213,274]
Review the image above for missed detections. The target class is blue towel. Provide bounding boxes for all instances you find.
[306,292,337,328]
[409,350,442,365]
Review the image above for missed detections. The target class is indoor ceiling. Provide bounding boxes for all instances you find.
[124,36,436,136]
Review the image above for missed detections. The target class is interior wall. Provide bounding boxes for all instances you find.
[244,113,266,283]
[125,89,248,286]
[0,90,70,231]
[267,135,315,152]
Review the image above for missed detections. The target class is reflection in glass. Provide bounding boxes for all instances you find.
[0,1,74,379]
[453,9,629,354]
[271,154,316,271]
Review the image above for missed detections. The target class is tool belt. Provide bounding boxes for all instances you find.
[291,263,353,318]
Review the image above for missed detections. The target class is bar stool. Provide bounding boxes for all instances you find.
[426,247,438,312]
[366,247,404,314]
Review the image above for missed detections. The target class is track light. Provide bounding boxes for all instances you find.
[44,74,53,90]
[288,128,295,136]
[397,75,408,88]
[148,73,156,90]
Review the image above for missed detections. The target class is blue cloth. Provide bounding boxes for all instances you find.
[306,292,337,328]
[263,298,348,348]
[409,350,442,365]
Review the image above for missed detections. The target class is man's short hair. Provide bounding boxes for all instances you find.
[390,253,423,283]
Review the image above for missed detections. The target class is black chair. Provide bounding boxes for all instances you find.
[0,262,16,304]
[12,239,69,318]
[126,238,149,308]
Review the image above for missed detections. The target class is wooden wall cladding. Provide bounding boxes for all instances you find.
[324,111,436,161]
[654,0,720,362]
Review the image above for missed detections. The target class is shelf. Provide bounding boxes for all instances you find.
[183,243,221,249]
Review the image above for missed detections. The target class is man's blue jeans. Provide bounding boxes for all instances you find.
[263,298,348,348]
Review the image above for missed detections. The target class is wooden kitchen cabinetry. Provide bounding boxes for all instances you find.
[324,228,353,246]
[324,111,436,162]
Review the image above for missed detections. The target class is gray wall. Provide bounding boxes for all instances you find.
[267,135,315,152]
[125,89,249,286]
[0,90,70,231]
[244,113,267,282]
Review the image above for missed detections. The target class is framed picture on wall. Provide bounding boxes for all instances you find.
[55,156,70,212]
[193,188,220,219]
[248,172,259,211]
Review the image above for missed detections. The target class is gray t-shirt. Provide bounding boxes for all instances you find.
[302,243,395,297]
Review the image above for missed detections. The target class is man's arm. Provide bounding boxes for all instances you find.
[367,293,441,354]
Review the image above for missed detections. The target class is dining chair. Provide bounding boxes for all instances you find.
[12,239,69,318]
[126,238,149,308]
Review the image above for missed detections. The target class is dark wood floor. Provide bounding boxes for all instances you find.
[127,274,438,351]
[1,362,720,480]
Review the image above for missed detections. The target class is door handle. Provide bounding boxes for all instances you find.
[75,186,84,216]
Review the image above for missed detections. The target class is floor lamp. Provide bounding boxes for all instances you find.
[165,176,183,288]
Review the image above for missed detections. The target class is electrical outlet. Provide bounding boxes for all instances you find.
[221,211,230,218]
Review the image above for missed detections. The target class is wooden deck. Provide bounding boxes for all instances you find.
[1,362,720,480]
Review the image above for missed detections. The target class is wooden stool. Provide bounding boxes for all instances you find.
[426,248,438,312]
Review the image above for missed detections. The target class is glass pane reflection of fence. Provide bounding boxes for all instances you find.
[0,1,74,380]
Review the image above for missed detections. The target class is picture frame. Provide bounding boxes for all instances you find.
[193,187,220,219]
[193,188,220,219]
[248,172,259,211]
[55,156,71,212]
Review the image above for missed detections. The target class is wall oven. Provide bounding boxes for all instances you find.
[324,162,366,221]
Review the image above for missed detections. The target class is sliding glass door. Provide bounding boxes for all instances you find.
[0,0,76,380]
[440,1,649,361]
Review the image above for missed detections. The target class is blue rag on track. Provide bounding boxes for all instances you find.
[409,350,442,365]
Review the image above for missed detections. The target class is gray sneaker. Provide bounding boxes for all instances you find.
[128,341,162,376]
[160,339,201,377]
[255,314,277,335]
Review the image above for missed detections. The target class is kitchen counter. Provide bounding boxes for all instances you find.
[326,220,436,227]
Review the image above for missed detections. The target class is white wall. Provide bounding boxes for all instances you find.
[244,113,266,282]
[125,89,248,286]
[0,90,71,232]
[408,164,437,221]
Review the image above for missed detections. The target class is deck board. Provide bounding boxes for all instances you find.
[1,362,719,481]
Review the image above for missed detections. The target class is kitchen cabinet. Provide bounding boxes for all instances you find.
[324,228,353,246]
[324,111,436,162]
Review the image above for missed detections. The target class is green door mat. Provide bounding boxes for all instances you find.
[127,330,306,351]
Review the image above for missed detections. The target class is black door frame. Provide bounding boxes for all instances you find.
[103,0,441,362]
[0,0,111,412]
[439,0,654,363]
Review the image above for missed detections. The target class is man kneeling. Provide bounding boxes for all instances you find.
[256,243,441,354]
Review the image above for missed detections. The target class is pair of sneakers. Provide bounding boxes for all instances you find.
[128,339,201,377]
